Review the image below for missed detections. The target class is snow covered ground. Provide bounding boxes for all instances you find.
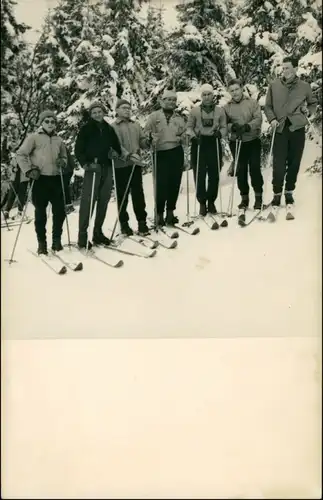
[2,141,321,498]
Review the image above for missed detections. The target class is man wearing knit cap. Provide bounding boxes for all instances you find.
[75,101,122,249]
[186,83,227,217]
[144,89,186,227]
[111,99,150,236]
[16,110,68,255]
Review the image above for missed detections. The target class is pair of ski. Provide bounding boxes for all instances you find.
[1,217,34,229]
[238,203,295,227]
[28,247,83,275]
[196,213,228,230]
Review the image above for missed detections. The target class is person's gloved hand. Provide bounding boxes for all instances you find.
[56,157,67,170]
[231,123,240,133]
[270,119,279,130]
[213,129,222,139]
[26,168,40,180]
[241,123,251,133]
[108,149,119,160]
[300,105,309,116]
[84,162,101,173]
[129,153,147,167]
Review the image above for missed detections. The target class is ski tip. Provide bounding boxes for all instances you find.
[221,220,228,228]
[192,227,200,235]
[115,260,124,268]
[74,262,83,271]
[59,266,68,275]
[148,250,157,258]
[171,232,179,239]
[170,240,178,249]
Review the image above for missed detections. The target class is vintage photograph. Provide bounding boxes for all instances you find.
[1,0,321,497]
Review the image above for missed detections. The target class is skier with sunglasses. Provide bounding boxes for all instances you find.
[16,110,68,255]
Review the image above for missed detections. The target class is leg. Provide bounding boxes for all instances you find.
[31,176,49,244]
[235,142,250,200]
[285,127,306,200]
[272,127,289,200]
[248,138,264,196]
[130,166,147,223]
[93,167,113,234]
[155,150,168,216]
[113,166,131,227]
[78,170,101,242]
[17,181,29,212]
[166,146,184,212]
[4,170,20,214]
[49,176,66,244]
[206,138,221,205]
[191,141,207,204]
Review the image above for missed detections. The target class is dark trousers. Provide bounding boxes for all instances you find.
[191,136,222,204]
[32,175,66,242]
[4,169,29,213]
[78,167,113,238]
[272,124,305,194]
[154,146,184,215]
[62,172,73,205]
[229,138,263,196]
[115,165,147,225]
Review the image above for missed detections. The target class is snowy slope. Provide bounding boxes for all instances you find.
[2,140,321,340]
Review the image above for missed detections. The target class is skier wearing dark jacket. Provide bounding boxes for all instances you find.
[224,79,264,210]
[74,102,122,249]
[16,110,68,255]
[264,56,318,207]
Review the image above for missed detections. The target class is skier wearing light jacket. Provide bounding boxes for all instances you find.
[186,83,227,216]
[16,110,68,255]
[224,79,264,211]
[144,89,186,227]
[264,56,317,207]
[111,99,150,237]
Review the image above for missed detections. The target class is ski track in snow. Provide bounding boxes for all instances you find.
[2,142,321,340]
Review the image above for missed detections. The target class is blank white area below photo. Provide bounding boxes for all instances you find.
[1,141,322,498]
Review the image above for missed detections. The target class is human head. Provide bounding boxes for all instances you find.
[161,89,177,111]
[38,110,57,134]
[116,99,131,119]
[227,78,244,103]
[200,84,214,105]
[282,56,298,81]
[88,101,106,122]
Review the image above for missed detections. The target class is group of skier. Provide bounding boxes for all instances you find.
[2,56,317,255]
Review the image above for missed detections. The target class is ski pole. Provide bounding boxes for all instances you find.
[1,208,12,231]
[193,136,201,217]
[227,139,242,217]
[110,160,136,243]
[6,180,34,264]
[59,167,71,247]
[306,116,321,145]
[86,159,97,254]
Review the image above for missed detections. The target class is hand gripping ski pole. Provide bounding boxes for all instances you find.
[59,167,71,247]
[6,180,34,264]
[110,159,137,243]
[227,139,242,217]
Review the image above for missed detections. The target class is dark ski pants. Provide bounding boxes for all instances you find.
[229,138,263,196]
[4,169,29,213]
[191,136,222,204]
[31,175,66,242]
[78,167,113,239]
[115,165,147,225]
[62,171,73,205]
[272,123,305,195]
[154,146,184,215]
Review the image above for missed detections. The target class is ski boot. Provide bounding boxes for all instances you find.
[165,210,179,226]
[3,211,9,220]
[156,214,165,227]
[92,231,111,246]
[138,221,150,237]
[254,194,263,210]
[207,201,217,215]
[37,241,48,255]
[238,195,249,210]
[199,203,207,217]
[52,238,63,252]
[65,204,75,214]
[121,222,134,236]
[271,194,282,207]
[285,191,294,205]
[78,233,93,250]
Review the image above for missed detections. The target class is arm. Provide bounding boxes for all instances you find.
[59,140,68,167]
[218,108,228,139]
[109,125,122,156]
[16,134,36,175]
[139,124,149,149]
[224,106,233,134]
[247,100,262,131]
[186,109,196,137]
[74,126,88,166]
[264,85,276,123]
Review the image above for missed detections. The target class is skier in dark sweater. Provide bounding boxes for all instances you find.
[186,83,227,216]
[74,102,122,249]
[264,56,318,207]
[224,79,264,210]
[16,110,68,255]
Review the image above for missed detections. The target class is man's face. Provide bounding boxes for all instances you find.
[90,107,104,122]
[42,117,56,134]
[282,61,296,81]
[228,83,243,102]
[161,96,177,111]
[201,90,214,105]
[118,104,131,119]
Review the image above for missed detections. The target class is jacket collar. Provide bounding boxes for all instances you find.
[38,127,58,138]
[115,117,135,124]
